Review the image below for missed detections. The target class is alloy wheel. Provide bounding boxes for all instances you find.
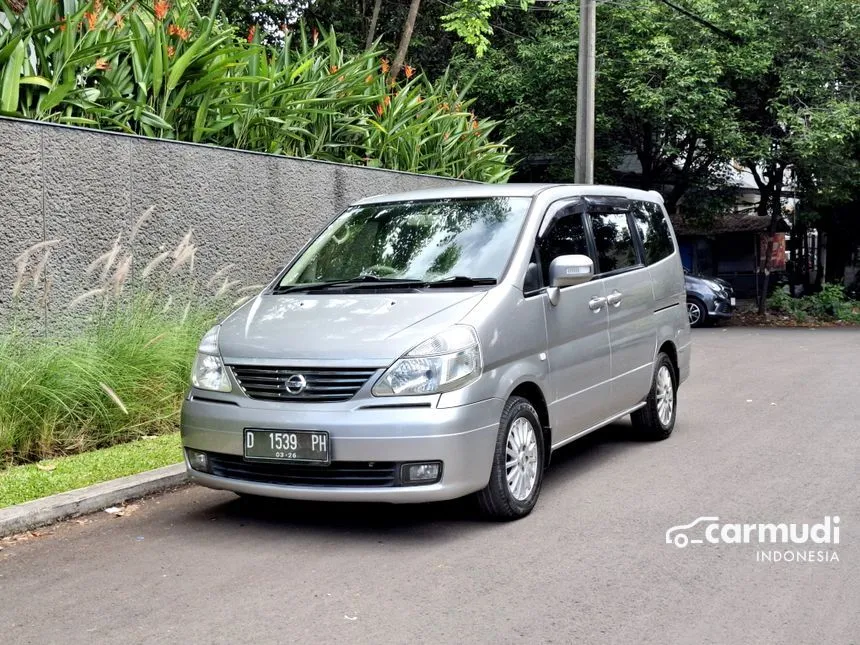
[655,365,674,427]
[505,417,539,501]
[687,302,702,326]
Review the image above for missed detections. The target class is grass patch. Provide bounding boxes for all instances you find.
[0,433,183,508]
[0,305,206,463]
[2,216,256,466]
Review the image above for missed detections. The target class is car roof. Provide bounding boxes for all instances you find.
[354,183,665,205]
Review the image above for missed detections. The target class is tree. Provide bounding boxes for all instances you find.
[454,0,744,208]
[723,0,860,310]
[389,0,421,80]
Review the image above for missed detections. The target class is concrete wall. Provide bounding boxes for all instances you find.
[0,117,468,333]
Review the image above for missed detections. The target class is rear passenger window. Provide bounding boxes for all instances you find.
[632,201,674,264]
[589,210,639,273]
[537,207,589,285]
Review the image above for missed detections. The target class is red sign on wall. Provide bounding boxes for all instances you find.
[759,233,786,270]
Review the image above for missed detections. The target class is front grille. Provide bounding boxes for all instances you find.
[230,365,378,402]
[207,452,397,487]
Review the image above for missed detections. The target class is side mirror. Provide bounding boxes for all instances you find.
[549,254,594,288]
[523,262,541,293]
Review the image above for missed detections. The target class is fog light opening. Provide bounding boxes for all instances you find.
[186,448,210,473]
[401,462,442,485]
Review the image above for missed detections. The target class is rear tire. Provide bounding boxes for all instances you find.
[631,353,677,440]
[476,396,545,520]
[687,297,708,328]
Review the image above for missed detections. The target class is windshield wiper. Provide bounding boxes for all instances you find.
[273,275,425,294]
[273,275,498,294]
[422,276,497,288]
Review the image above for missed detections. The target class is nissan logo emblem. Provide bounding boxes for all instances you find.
[285,374,307,394]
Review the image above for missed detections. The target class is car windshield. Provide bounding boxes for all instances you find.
[277,197,532,290]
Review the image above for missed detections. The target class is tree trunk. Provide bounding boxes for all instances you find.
[389,0,421,81]
[365,0,383,50]
[816,231,827,289]
[750,166,771,309]
[758,170,784,314]
[636,122,655,191]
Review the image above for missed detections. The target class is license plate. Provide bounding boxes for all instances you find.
[730,297,736,306]
[243,429,330,464]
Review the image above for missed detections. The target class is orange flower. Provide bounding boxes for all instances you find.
[113,12,124,28]
[84,11,97,30]
[380,57,390,74]
[404,65,415,79]
[167,24,189,40]
[94,0,103,13]
[365,74,373,84]
[375,103,384,117]
[167,45,176,57]
[338,75,345,82]
[472,118,479,130]
[329,65,338,74]
[59,17,67,32]
[94,58,110,71]
[153,0,169,21]
[441,102,449,111]
[384,95,391,107]
[312,27,319,45]
[247,25,256,42]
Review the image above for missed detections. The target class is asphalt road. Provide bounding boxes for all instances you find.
[1,328,858,644]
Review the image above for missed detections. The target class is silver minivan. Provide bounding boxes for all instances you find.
[181,184,691,519]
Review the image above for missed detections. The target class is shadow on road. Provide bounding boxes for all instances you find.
[178,420,646,538]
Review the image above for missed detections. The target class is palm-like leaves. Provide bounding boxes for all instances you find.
[0,0,512,182]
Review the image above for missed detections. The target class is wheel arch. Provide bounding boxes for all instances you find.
[508,380,552,464]
[657,339,679,384]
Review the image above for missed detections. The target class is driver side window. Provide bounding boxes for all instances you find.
[536,206,590,285]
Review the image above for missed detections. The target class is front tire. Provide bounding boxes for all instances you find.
[476,396,545,520]
[687,297,708,328]
[631,353,677,440]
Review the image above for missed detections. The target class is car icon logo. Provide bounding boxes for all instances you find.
[285,374,307,394]
[666,516,720,548]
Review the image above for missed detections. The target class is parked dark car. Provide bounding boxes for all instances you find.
[684,270,735,327]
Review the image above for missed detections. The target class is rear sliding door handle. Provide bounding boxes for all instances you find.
[588,296,607,312]
[607,290,623,307]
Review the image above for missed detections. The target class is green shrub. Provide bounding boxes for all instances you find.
[0,308,204,463]
[0,0,512,181]
[767,283,860,323]
[1,209,251,466]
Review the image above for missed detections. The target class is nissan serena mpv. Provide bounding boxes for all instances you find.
[181,184,691,519]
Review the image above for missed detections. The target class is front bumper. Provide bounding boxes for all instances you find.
[709,291,735,319]
[181,396,502,503]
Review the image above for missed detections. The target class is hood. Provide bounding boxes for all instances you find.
[685,274,732,290]
[218,290,488,364]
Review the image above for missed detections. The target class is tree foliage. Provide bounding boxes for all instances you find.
[0,0,512,181]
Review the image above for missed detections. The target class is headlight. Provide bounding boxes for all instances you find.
[372,326,482,396]
[191,325,231,392]
[703,279,725,293]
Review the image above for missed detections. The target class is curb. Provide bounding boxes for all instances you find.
[0,463,188,538]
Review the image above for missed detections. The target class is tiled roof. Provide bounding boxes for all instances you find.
[672,213,791,236]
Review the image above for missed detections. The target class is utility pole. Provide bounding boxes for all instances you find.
[574,0,596,184]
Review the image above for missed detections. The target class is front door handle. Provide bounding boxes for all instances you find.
[607,290,623,307]
[588,296,607,312]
